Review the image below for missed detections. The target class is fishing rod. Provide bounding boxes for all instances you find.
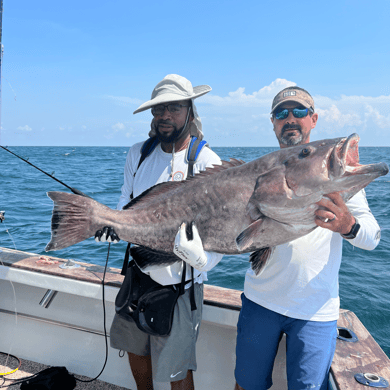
[0,145,90,198]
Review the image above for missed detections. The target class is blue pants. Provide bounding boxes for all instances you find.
[235,294,337,390]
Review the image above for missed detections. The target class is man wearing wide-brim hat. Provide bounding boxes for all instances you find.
[97,74,223,389]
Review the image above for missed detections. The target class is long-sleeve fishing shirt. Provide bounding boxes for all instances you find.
[244,189,381,321]
[117,140,223,286]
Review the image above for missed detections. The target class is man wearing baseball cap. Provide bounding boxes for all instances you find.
[234,86,381,390]
[270,86,318,147]
[96,74,223,389]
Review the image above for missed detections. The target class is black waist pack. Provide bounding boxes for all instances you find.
[115,248,188,337]
[20,366,76,390]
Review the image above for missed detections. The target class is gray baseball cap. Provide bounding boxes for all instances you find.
[271,86,315,114]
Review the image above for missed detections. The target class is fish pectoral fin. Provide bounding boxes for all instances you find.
[250,247,274,276]
[235,218,264,251]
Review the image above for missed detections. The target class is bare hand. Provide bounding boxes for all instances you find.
[315,193,355,235]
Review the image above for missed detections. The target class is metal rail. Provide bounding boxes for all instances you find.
[0,308,107,337]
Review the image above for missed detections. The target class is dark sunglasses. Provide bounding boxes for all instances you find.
[151,103,189,116]
[274,107,313,120]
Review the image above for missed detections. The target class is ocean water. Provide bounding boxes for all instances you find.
[1,145,389,358]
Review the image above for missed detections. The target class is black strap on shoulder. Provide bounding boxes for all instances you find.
[137,136,160,173]
[186,136,209,177]
[128,136,160,202]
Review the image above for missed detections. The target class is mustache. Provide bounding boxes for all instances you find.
[156,119,176,127]
[282,123,301,134]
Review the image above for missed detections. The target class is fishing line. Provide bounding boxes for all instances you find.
[0,146,90,198]
[1,77,17,101]
[0,147,111,384]
[75,242,110,383]
[0,219,19,372]
[0,244,111,388]
[2,221,18,251]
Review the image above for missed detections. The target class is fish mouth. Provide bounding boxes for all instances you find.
[329,133,389,179]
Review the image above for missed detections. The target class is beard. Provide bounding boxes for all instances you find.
[155,120,186,143]
[279,123,303,146]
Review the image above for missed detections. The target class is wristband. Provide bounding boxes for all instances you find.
[341,219,360,239]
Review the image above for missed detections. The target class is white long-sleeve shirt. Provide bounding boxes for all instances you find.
[244,189,381,321]
[118,140,223,286]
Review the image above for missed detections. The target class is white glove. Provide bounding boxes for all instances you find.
[174,222,208,270]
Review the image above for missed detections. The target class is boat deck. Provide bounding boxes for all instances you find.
[0,356,128,389]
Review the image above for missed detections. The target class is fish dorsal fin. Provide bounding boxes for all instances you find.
[123,158,246,210]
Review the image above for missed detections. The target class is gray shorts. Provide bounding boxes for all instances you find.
[110,283,204,382]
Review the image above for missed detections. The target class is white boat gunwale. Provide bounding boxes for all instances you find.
[1,246,390,389]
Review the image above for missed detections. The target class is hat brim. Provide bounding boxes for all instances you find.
[271,98,312,114]
[133,85,211,114]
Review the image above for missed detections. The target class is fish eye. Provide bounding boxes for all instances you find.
[299,148,311,158]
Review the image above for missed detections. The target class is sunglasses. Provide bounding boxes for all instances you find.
[151,103,189,116]
[274,107,313,120]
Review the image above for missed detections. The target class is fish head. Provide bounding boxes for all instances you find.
[284,133,389,200]
[249,133,389,220]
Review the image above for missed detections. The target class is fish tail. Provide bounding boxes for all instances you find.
[45,191,109,251]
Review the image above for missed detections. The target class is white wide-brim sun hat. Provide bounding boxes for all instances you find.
[133,74,212,114]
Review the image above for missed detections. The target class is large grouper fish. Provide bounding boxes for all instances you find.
[45,134,388,274]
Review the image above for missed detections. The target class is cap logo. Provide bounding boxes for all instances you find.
[283,91,296,97]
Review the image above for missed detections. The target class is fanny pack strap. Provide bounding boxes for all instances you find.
[180,261,187,294]
[121,243,132,276]
[190,267,197,311]
[179,262,197,312]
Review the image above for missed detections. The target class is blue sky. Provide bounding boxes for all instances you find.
[1,0,390,147]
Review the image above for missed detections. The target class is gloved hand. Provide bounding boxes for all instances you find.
[173,222,207,269]
[95,226,120,243]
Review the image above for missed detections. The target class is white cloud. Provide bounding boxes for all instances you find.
[364,104,390,128]
[112,122,125,131]
[190,79,390,146]
[316,105,362,128]
[43,79,389,147]
[17,125,32,131]
[103,95,143,107]
[202,78,296,107]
